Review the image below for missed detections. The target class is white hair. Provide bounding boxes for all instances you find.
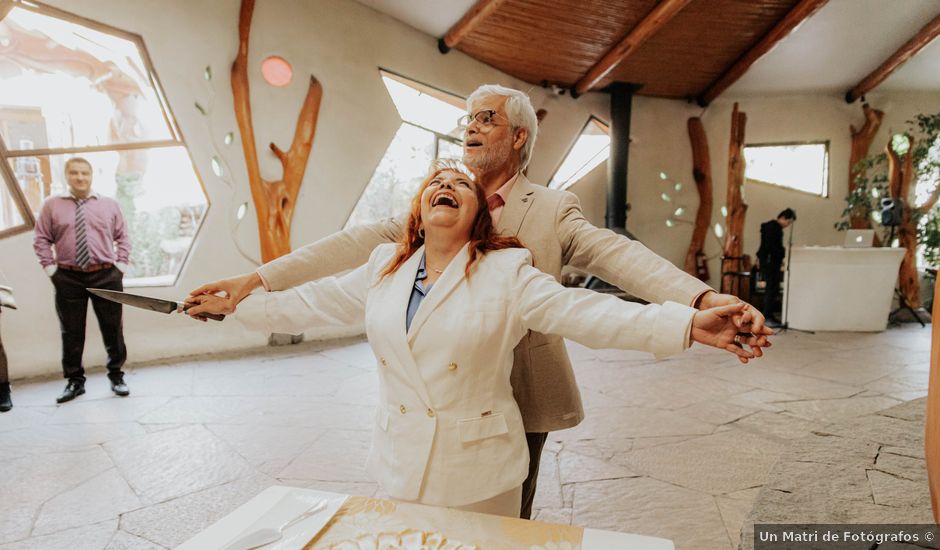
[467,84,538,170]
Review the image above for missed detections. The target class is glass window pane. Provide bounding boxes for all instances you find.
[0,6,174,150]
[549,117,610,191]
[0,176,25,231]
[437,139,463,162]
[345,124,435,229]
[9,146,207,285]
[745,143,829,197]
[381,73,465,138]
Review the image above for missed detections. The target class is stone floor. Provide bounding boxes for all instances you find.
[0,325,932,550]
[740,397,933,550]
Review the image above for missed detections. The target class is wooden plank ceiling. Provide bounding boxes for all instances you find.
[452,0,803,101]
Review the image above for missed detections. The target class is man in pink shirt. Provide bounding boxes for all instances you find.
[33,157,132,403]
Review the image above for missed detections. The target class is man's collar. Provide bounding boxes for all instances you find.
[60,191,99,200]
[488,171,522,202]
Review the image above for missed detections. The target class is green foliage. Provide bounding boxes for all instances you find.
[114,172,196,280]
[836,111,940,269]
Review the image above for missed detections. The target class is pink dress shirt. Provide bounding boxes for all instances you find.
[33,192,131,271]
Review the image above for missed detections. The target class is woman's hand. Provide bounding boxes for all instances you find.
[183,293,235,321]
[187,272,262,317]
[691,302,771,364]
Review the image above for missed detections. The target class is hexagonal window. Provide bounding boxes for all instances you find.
[345,71,465,228]
[0,3,208,286]
[548,116,610,192]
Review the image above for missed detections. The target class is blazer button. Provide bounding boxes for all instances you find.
[447,362,457,371]
[399,404,406,414]
[381,357,388,367]
[426,408,435,418]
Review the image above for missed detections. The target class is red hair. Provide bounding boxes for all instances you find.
[380,160,524,279]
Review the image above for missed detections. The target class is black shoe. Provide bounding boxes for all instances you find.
[0,382,11,412]
[111,379,129,397]
[56,382,85,404]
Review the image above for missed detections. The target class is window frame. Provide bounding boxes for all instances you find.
[0,0,209,287]
[548,115,611,192]
[744,140,831,198]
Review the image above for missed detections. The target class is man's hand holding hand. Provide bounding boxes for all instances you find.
[695,291,773,361]
[691,303,770,364]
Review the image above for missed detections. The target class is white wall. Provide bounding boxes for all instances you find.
[0,0,606,379]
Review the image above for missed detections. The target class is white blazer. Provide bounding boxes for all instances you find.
[237,243,695,506]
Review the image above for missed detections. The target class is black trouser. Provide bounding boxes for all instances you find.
[761,262,782,319]
[0,308,7,384]
[52,267,126,385]
[520,431,548,520]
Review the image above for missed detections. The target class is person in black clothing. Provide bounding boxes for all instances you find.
[756,208,796,324]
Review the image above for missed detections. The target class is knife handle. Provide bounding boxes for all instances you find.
[180,302,226,322]
[199,313,226,322]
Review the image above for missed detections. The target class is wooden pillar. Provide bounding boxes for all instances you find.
[721,103,748,297]
[928,280,940,523]
[685,117,712,281]
[848,104,884,230]
[886,136,920,309]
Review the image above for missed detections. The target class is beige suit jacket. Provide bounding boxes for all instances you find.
[241,243,695,505]
[258,175,713,432]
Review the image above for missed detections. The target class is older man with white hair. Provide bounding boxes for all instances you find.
[188,83,771,519]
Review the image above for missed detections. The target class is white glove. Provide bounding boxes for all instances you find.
[44,265,57,277]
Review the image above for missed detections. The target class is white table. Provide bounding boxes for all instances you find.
[179,485,675,549]
[782,246,905,331]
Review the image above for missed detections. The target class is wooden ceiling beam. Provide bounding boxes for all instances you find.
[697,0,829,106]
[438,0,508,54]
[845,13,940,103]
[572,0,692,97]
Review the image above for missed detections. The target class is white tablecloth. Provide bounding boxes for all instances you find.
[782,246,905,331]
[178,485,674,549]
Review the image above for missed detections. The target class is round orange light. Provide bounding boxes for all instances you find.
[261,56,292,87]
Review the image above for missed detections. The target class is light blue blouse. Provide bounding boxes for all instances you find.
[405,253,433,332]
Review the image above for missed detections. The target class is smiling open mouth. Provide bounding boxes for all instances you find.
[432,194,458,208]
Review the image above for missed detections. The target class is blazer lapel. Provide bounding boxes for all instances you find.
[406,243,470,345]
[496,174,536,236]
[381,248,435,408]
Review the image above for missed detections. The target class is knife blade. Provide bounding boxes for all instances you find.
[88,288,225,321]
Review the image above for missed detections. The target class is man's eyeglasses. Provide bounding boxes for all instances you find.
[457,109,509,131]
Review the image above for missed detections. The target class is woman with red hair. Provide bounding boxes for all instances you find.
[188,161,751,517]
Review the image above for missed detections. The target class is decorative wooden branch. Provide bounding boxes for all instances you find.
[438,0,508,53]
[697,0,829,106]
[886,135,920,308]
[232,0,322,263]
[572,0,692,97]
[720,103,748,297]
[846,13,940,103]
[685,117,712,281]
[848,103,884,229]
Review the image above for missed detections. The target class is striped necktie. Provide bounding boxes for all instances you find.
[74,198,91,269]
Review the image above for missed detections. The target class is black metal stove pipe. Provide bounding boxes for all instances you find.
[606,82,639,234]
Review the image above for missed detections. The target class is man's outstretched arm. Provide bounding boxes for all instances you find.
[554,192,772,356]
